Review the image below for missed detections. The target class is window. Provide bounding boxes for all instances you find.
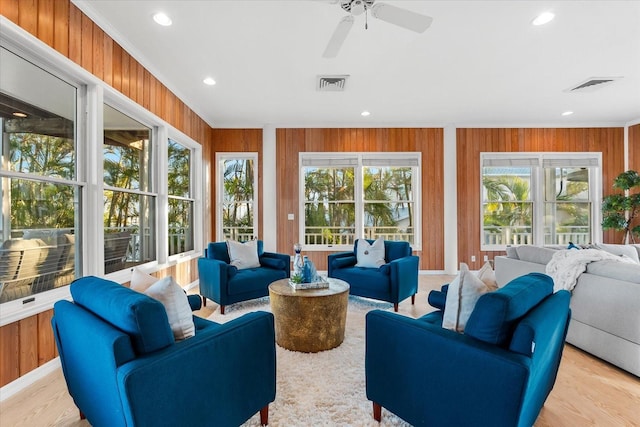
[103,104,155,272]
[0,46,81,304]
[168,139,194,255]
[216,153,258,241]
[300,153,421,250]
[481,153,601,249]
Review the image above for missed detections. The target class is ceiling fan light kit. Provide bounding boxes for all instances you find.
[322,0,434,58]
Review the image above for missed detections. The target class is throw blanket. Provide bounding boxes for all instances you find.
[546,249,635,292]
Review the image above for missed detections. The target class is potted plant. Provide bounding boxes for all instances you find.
[601,170,640,243]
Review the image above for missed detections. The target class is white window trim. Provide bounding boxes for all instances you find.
[480,152,602,251]
[166,133,202,262]
[0,17,204,324]
[299,152,422,251]
[215,152,259,241]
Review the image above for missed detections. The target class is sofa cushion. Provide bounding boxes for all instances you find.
[331,267,390,294]
[505,246,519,259]
[515,246,557,265]
[227,240,261,270]
[355,237,386,268]
[586,260,640,284]
[71,276,174,354]
[591,243,640,264]
[227,268,287,295]
[442,263,492,332]
[465,273,553,347]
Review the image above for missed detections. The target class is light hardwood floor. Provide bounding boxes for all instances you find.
[1,275,639,426]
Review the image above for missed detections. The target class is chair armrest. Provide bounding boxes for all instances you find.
[365,310,529,427]
[387,255,419,301]
[197,257,231,303]
[186,294,202,311]
[117,311,276,427]
[427,289,446,311]
[328,252,357,276]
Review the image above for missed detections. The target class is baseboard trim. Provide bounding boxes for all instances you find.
[0,358,61,402]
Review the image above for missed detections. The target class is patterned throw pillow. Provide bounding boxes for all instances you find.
[442,263,493,332]
[355,237,386,268]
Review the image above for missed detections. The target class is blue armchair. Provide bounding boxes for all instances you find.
[52,276,276,427]
[198,241,290,314]
[365,273,571,427]
[327,239,419,311]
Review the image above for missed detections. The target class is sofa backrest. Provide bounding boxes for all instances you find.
[70,276,174,354]
[354,239,411,263]
[207,240,265,263]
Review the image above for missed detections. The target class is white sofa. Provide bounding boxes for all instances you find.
[495,244,640,377]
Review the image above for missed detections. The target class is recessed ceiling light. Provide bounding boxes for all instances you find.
[532,12,555,26]
[361,111,371,117]
[562,111,574,116]
[12,112,27,118]
[203,77,216,86]
[153,12,172,26]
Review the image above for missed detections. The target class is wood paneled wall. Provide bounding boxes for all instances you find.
[275,128,444,271]
[0,0,207,387]
[456,128,625,269]
[208,129,264,242]
[0,310,56,387]
[0,0,208,143]
[630,124,640,172]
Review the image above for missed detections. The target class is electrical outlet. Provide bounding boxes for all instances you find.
[471,255,476,262]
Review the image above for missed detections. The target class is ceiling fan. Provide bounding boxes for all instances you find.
[322,0,433,58]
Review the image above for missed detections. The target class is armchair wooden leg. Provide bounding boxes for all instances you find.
[393,303,399,312]
[373,402,382,422]
[260,405,269,426]
[220,305,225,315]
[202,296,207,307]
[411,294,416,305]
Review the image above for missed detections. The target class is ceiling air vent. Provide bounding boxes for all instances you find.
[565,77,622,93]
[317,75,349,92]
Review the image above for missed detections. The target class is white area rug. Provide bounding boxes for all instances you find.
[207,297,413,426]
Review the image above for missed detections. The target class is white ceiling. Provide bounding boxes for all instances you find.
[74,1,640,128]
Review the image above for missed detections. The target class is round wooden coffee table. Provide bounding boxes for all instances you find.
[269,277,349,353]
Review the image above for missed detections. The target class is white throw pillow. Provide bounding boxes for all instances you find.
[442,263,492,332]
[227,239,261,270]
[476,261,498,290]
[144,276,195,340]
[130,268,159,292]
[355,237,386,268]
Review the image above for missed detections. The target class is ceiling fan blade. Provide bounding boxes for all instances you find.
[323,15,354,58]
[370,3,433,33]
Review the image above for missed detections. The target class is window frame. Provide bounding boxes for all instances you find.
[166,135,200,259]
[480,152,602,251]
[0,18,204,325]
[299,152,422,251]
[215,152,259,241]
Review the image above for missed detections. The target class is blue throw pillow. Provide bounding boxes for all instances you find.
[567,242,580,250]
[260,257,285,270]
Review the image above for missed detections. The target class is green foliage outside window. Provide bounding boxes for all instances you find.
[602,170,640,243]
